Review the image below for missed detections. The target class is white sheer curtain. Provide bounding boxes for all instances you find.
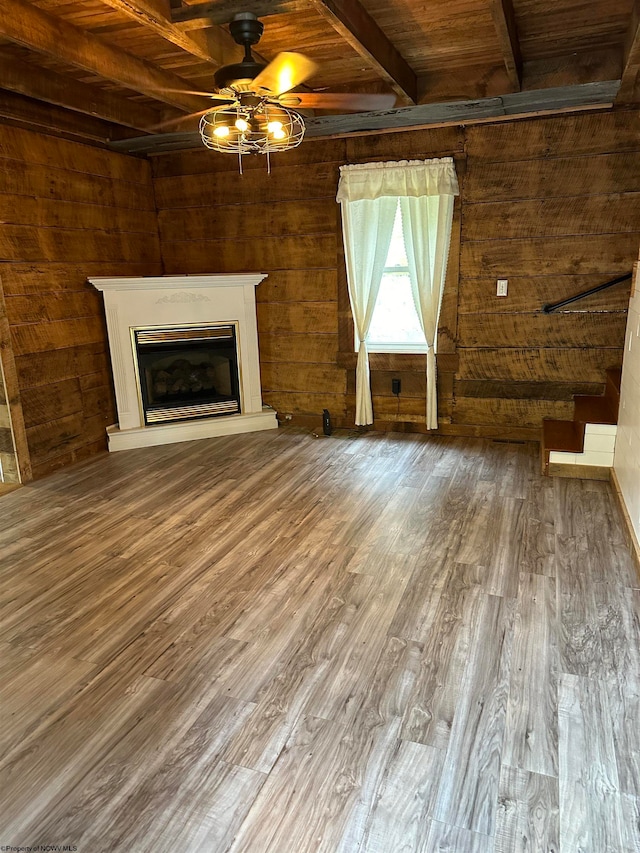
[401,191,456,429]
[337,158,458,428]
[339,196,396,424]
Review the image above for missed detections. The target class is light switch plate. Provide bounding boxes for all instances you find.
[497,279,508,296]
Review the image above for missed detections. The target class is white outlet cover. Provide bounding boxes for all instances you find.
[496,279,508,296]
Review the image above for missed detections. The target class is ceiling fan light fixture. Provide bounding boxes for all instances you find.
[199,102,305,161]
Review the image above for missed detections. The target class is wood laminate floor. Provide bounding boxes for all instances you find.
[0,428,638,852]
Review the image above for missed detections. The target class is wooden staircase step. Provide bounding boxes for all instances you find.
[573,394,618,424]
[542,418,585,453]
[541,364,620,477]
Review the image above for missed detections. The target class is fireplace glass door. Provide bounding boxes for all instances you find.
[134,324,241,424]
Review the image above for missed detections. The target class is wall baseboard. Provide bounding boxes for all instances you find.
[547,462,611,480]
[610,467,640,580]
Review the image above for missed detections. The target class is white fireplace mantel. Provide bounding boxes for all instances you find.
[90,273,278,451]
[92,273,267,291]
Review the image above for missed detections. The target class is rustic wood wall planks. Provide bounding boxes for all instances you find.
[0,125,162,479]
[154,140,348,425]
[458,111,637,435]
[154,109,639,438]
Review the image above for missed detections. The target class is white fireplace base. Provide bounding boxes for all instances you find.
[106,407,277,452]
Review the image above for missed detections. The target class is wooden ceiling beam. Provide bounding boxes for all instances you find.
[618,1,640,102]
[171,0,305,28]
[0,0,211,115]
[488,0,522,91]
[305,0,417,105]
[110,81,619,155]
[0,54,165,131]
[0,89,140,145]
[98,0,239,65]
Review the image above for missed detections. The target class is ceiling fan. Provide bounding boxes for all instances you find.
[158,12,396,161]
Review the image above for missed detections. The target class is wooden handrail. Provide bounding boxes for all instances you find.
[542,272,632,314]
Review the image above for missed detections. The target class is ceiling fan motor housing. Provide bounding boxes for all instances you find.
[214,60,266,90]
[229,12,264,48]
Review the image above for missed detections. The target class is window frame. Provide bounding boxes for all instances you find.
[357,201,428,355]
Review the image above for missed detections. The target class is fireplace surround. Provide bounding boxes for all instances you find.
[90,274,278,451]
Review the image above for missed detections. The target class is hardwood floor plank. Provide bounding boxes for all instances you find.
[594,579,640,681]
[553,479,591,545]
[358,740,443,853]
[22,690,259,850]
[101,761,266,853]
[556,534,603,678]
[620,793,640,853]
[558,672,626,853]
[423,820,492,852]
[301,566,412,723]
[0,674,173,840]
[433,593,515,835]
[386,548,450,643]
[401,561,483,749]
[503,573,558,777]
[452,480,497,567]
[228,713,376,853]
[0,644,98,762]
[483,497,526,599]
[520,479,556,577]
[217,561,352,743]
[605,666,640,798]
[494,765,559,853]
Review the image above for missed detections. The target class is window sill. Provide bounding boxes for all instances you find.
[366,344,428,355]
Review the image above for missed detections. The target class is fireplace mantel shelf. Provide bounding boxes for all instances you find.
[90,274,267,292]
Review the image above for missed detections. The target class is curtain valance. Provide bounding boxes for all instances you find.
[336,158,459,203]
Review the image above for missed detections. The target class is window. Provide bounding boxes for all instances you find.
[336,157,459,426]
[366,200,427,353]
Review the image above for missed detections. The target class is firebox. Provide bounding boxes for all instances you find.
[133,324,241,425]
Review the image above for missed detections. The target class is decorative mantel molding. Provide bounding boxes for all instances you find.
[90,273,268,291]
[89,273,277,451]
[155,292,211,304]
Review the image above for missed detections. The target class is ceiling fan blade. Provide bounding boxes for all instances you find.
[252,52,319,96]
[148,106,228,131]
[150,88,217,97]
[281,92,397,112]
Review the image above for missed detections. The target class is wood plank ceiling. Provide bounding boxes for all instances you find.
[0,0,636,150]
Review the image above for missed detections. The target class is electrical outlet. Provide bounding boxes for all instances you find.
[497,279,508,296]
[392,378,401,395]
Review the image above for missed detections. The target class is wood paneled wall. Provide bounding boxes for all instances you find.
[154,141,347,423]
[154,109,639,439]
[457,111,638,435]
[0,125,162,479]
